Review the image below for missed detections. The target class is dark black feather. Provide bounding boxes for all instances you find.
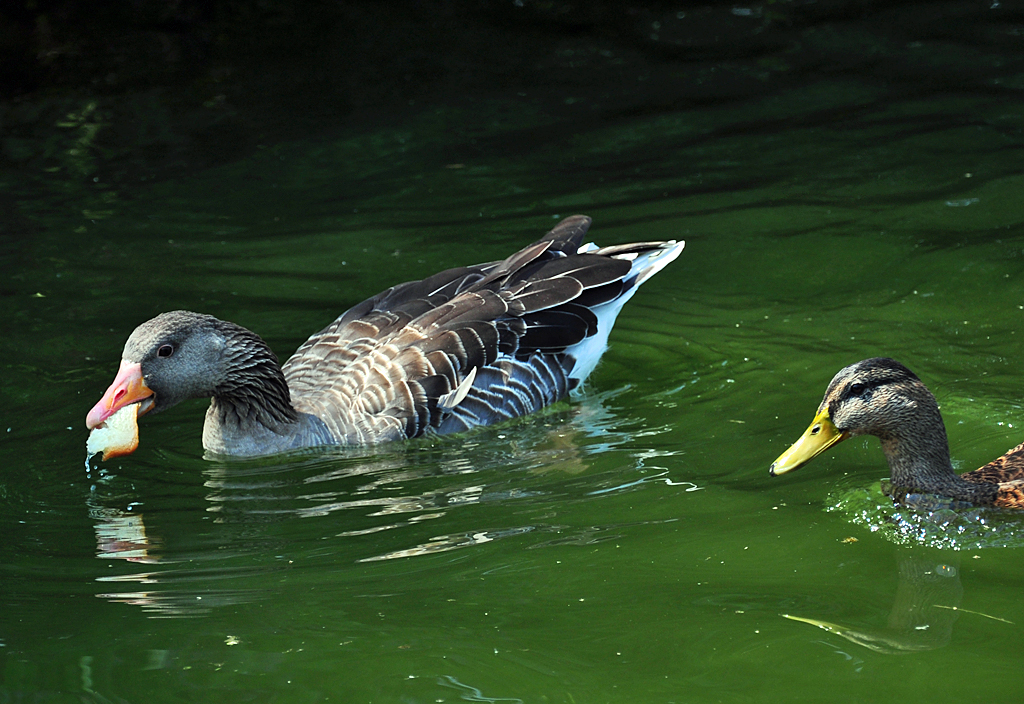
[471,241,552,290]
[520,309,592,350]
[510,255,631,290]
[534,214,592,254]
[512,278,585,313]
[574,279,627,308]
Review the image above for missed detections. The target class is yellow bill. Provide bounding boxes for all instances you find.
[770,408,848,476]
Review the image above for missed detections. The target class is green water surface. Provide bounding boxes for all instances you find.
[3,4,1024,702]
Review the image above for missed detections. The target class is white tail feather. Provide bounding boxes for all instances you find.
[567,240,684,388]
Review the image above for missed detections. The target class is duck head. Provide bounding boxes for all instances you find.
[770,357,940,476]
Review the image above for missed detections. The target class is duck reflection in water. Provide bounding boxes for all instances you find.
[201,393,653,561]
[781,550,1013,654]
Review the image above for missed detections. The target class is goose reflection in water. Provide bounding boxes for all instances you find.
[88,392,683,616]
[90,499,263,616]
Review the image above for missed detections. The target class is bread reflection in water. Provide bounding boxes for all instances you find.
[90,506,158,564]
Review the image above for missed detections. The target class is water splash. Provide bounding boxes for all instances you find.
[826,483,1024,550]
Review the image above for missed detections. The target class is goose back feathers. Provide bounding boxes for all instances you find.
[86,215,684,457]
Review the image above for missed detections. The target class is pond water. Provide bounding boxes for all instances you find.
[3,3,1024,702]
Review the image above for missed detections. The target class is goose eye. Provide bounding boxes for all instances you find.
[157,344,174,358]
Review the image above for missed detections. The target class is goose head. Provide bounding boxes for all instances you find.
[86,311,234,429]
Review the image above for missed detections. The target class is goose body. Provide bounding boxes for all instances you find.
[86,215,683,458]
[770,357,1024,508]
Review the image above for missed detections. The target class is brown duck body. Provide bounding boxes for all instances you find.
[770,357,1024,509]
[86,215,683,458]
[957,441,1024,507]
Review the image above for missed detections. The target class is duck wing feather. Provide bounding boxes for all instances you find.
[962,440,1024,485]
[961,441,1024,507]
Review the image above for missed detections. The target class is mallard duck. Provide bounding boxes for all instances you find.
[769,357,1024,508]
[86,215,684,458]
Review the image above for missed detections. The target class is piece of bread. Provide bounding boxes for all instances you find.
[87,403,140,460]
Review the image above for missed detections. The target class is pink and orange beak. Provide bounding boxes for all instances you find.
[86,360,156,430]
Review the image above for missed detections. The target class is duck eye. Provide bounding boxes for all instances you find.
[157,344,174,358]
[849,382,867,396]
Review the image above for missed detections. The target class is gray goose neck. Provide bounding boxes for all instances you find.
[213,323,298,425]
[201,323,311,455]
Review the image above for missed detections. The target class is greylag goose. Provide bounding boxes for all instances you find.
[86,215,683,458]
[770,357,1024,508]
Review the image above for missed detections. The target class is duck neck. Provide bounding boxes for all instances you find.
[204,398,312,456]
[879,423,990,502]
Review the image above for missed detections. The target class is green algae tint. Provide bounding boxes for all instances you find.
[4,7,1024,704]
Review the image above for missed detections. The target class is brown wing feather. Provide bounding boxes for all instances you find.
[281,215,666,443]
[534,214,593,253]
[962,440,1024,484]
[994,481,1024,508]
[956,441,1024,508]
